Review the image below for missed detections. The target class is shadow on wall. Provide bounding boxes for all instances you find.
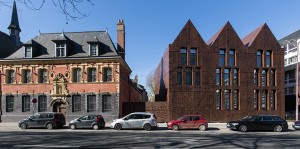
[155,57,167,101]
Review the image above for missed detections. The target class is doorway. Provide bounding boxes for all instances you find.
[52,99,67,120]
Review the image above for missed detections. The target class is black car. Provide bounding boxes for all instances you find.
[18,112,66,130]
[69,115,105,130]
[227,115,288,132]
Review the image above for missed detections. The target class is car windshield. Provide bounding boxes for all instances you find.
[241,115,256,121]
[177,116,185,120]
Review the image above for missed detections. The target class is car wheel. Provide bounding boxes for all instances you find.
[20,123,27,130]
[239,125,247,132]
[70,124,76,130]
[199,125,206,131]
[46,123,53,130]
[172,125,179,131]
[143,124,151,131]
[93,124,99,130]
[114,123,122,130]
[274,125,283,132]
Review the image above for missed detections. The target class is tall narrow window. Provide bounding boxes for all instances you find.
[229,49,235,66]
[177,67,182,85]
[102,95,112,112]
[38,95,47,112]
[186,67,192,85]
[266,50,272,67]
[261,69,267,86]
[103,67,112,82]
[22,95,30,112]
[7,70,15,84]
[270,69,275,86]
[216,68,221,85]
[25,46,32,58]
[257,50,262,67]
[22,69,31,83]
[38,69,48,83]
[270,91,275,110]
[56,42,66,57]
[90,43,98,56]
[88,68,97,82]
[234,68,238,85]
[224,90,230,110]
[233,90,239,110]
[73,68,81,83]
[262,90,267,110]
[220,49,225,66]
[190,48,197,65]
[224,68,230,85]
[216,90,221,110]
[87,95,96,112]
[72,95,81,112]
[254,69,258,86]
[180,48,187,65]
[254,90,258,110]
[6,95,14,112]
[195,67,200,85]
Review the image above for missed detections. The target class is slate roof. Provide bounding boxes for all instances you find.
[278,29,300,46]
[242,23,265,46]
[6,31,120,59]
[206,22,228,45]
[0,31,17,58]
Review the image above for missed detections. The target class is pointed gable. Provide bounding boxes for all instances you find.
[242,24,265,47]
[206,21,244,48]
[172,19,206,47]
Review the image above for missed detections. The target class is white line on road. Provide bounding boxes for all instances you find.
[13,144,80,148]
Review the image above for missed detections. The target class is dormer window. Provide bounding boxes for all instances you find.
[89,43,98,56]
[56,42,66,57]
[25,46,32,58]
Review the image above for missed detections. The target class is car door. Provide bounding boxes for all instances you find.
[251,116,264,131]
[179,116,194,129]
[261,116,274,130]
[85,115,95,128]
[27,114,39,128]
[192,116,201,129]
[77,116,87,128]
[133,114,144,128]
[122,114,136,128]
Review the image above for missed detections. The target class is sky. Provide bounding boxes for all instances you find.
[1,0,300,88]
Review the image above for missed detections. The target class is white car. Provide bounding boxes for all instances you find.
[111,112,158,131]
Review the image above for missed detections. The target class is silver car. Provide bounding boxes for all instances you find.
[111,112,158,131]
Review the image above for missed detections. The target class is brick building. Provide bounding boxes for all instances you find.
[147,20,285,122]
[0,2,147,122]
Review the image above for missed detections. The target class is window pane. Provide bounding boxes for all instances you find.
[90,44,98,56]
[229,49,235,66]
[216,69,220,85]
[234,69,238,85]
[186,67,192,85]
[6,96,14,112]
[88,68,97,82]
[73,68,81,82]
[270,69,275,86]
[87,95,96,112]
[266,51,271,67]
[22,95,30,112]
[23,70,31,83]
[233,90,238,110]
[270,91,275,110]
[224,90,230,110]
[38,95,47,112]
[220,49,225,66]
[261,90,267,110]
[25,47,32,58]
[7,70,15,84]
[257,50,262,67]
[39,69,48,83]
[180,48,187,65]
[254,69,258,86]
[254,90,258,110]
[261,69,267,86]
[190,48,197,65]
[224,69,230,85]
[102,95,112,112]
[72,95,81,112]
[216,90,220,110]
[103,67,112,82]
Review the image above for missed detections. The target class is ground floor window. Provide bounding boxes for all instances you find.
[6,95,14,112]
[22,95,30,112]
[72,95,81,112]
[87,95,96,112]
[102,95,112,112]
[38,95,47,112]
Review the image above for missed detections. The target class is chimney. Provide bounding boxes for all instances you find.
[117,19,125,59]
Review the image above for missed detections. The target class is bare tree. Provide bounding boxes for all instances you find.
[0,0,94,23]
[146,70,155,102]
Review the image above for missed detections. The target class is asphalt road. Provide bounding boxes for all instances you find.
[0,123,300,148]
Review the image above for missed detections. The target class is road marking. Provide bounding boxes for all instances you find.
[14,145,80,148]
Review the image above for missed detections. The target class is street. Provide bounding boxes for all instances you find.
[0,123,300,148]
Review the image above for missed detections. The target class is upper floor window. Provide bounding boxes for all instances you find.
[102,95,112,112]
[216,90,221,110]
[180,48,187,65]
[7,70,15,84]
[190,48,197,65]
[177,67,182,85]
[265,50,272,67]
[72,95,81,112]
[38,95,47,112]
[22,95,30,112]
[270,91,275,110]
[186,67,192,85]
[219,49,225,67]
[270,69,275,86]
[261,69,267,86]
[6,95,14,112]
[233,90,239,110]
[56,42,66,57]
[224,68,230,85]
[22,69,31,83]
[224,90,230,110]
[87,95,96,112]
[88,68,97,82]
[38,69,48,83]
[195,67,200,85]
[216,68,221,85]
[229,49,235,66]
[72,68,81,83]
[254,69,258,86]
[254,90,258,110]
[233,68,238,85]
[261,90,267,110]
[257,50,262,67]
[90,43,98,56]
[25,46,32,58]
[103,67,112,82]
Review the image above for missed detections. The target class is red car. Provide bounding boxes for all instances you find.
[167,115,208,131]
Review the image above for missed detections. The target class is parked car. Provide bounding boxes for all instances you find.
[167,115,208,131]
[69,115,105,130]
[18,112,66,130]
[227,115,288,132]
[292,121,300,130]
[111,112,157,131]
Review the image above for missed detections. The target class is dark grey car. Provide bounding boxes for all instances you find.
[69,115,105,130]
[18,112,66,130]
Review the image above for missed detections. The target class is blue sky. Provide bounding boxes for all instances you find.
[1,0,300,87]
